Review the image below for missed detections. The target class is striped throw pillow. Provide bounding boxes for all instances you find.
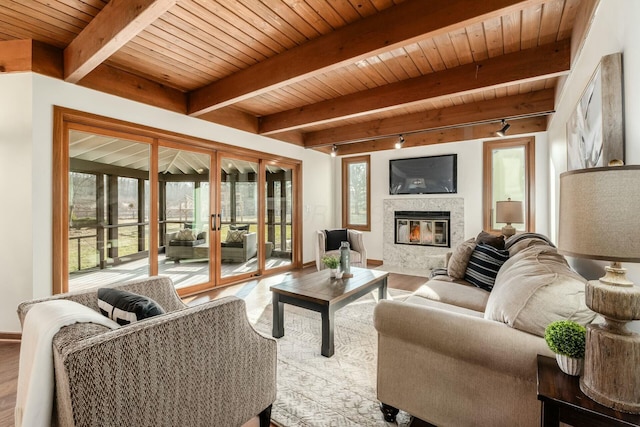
[464,243,510,291]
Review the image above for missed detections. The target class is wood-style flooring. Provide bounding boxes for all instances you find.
[0,266,430,427]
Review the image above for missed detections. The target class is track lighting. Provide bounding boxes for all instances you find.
[395,135,405,149]
[496,119,511,137]
[331,144,338,157]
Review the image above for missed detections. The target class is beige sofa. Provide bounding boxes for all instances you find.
[17,277,276,427]
[374,233,596,427]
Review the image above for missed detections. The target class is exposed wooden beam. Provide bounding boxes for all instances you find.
[261,39,570,135]
[188,0,543,116]
[64,0,177,83]
[0,39,63,78]
[199,107,259,134]
[78,64,187,114]
[318,116,546,156]
[305,89,555,147]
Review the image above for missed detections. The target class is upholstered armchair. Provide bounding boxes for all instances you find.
[17,276,276,427]
[315,229,367,270]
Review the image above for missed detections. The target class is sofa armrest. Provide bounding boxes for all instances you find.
[374,300,553,378]
[54,296,276,427]
[243,232,258,260]
[347,229,367,267]
[316,230,326,270]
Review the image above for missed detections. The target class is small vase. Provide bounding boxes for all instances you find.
[329,268,339,278]
[556,354,583,376]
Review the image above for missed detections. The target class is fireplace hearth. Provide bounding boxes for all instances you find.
[394,211,451,248]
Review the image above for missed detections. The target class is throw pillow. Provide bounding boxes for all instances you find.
[325,229,348,251]
[476,230,505,250]
[97,288,165,326]
[226,229,247,243]
[464,243,510,291]
[174,229,196,241]
[484,245,596,337]
[229,224,250,231]
[447,238,476,279]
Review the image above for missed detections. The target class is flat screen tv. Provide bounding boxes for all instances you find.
[389,154,457,195]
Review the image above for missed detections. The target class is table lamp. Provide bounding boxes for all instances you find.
[495,198,524,237]
[558,164,640,414]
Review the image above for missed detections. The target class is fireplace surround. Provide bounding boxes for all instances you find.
[384,198,464,270]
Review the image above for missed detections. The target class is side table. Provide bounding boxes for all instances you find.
[536,354,640,427]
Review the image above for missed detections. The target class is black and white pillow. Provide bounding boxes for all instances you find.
[504,232,555,250]
[464,243,510,292]
[98,288,165,326]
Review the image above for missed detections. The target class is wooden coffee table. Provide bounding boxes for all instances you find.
[270,267,389,357]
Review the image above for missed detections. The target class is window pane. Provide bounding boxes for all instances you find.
[348,162,368,225]
[491,146,526,230]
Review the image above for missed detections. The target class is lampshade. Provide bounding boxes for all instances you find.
[558,165,640,263]
[495,199,524,224]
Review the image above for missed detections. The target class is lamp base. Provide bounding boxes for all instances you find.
[501,224,516,238]
[580,322,640,413]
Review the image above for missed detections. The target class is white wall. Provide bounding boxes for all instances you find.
[548,0,640,283]
[0,73,34,332]
[338,132,549,262]
[0,73,333,332]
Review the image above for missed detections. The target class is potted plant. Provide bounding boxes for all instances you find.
[544,320,586,376]
[322,255,341,278]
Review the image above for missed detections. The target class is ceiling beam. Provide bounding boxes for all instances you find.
[78,64,187,114]
[260,39,570,135]
[0,39,63,79]
[318,116,546,156]
[188,0,542,116]
[64,0,177,83]
[304,89,555,147]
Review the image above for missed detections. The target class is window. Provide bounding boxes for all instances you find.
[342,155,370,231]
[483,138,535,233]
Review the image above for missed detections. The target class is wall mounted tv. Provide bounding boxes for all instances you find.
[389,154,457,195]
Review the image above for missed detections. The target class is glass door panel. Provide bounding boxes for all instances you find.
[158,146,211,290]
[68,130,150,290]
[264,164,293,271]
[219,156,259,280]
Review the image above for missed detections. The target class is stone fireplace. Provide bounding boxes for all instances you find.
[384,198,464,270]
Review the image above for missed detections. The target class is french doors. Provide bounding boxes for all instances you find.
[54,108,300,296]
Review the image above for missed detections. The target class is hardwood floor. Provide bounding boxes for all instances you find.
[0,266,428,427]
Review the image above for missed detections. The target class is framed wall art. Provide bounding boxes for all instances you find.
[566,52,624,171]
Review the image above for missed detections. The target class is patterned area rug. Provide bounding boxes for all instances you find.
[251,289,412,427]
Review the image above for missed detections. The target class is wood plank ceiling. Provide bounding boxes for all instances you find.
[0,0,582,155]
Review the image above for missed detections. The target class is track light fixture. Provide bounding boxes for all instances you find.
[331,144,338,157]
[496,119,511,137]
[395,135,405,149]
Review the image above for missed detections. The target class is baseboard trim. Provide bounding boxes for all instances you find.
[0,332,21,341]
[302,260,316,269]
[368,259,383,267]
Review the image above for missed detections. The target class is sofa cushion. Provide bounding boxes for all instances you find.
[484,245,596,337]
[504,232,555,250]
[325,229,348,251]
[414,279,490,312]
[405,294,485,318]
[97,288,165,326]
[174,228,197,241]
[507,237,552,257]
[447,238,476,279]
[464,243,510,291]
[476,231,505,250]
[169,239,205,247]
[226,229,247,243]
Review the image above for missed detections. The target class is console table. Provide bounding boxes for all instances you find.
[536,354,640,427]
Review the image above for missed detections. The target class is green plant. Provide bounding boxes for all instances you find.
[544,320,586,359]
[322,255,340,269]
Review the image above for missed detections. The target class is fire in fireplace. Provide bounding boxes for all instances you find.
[394,211,451,247]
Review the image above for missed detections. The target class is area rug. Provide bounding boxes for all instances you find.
[251,289,412,427]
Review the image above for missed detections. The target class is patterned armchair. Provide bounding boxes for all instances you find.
[17,277,276,427]
[315,228,367,271]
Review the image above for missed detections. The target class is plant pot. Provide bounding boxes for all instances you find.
[556,353,583,376]
[329,268,339,278]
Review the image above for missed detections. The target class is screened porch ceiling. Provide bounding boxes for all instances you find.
[69,130,286,175]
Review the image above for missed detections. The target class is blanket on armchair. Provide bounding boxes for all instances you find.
[15,300,120,427]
